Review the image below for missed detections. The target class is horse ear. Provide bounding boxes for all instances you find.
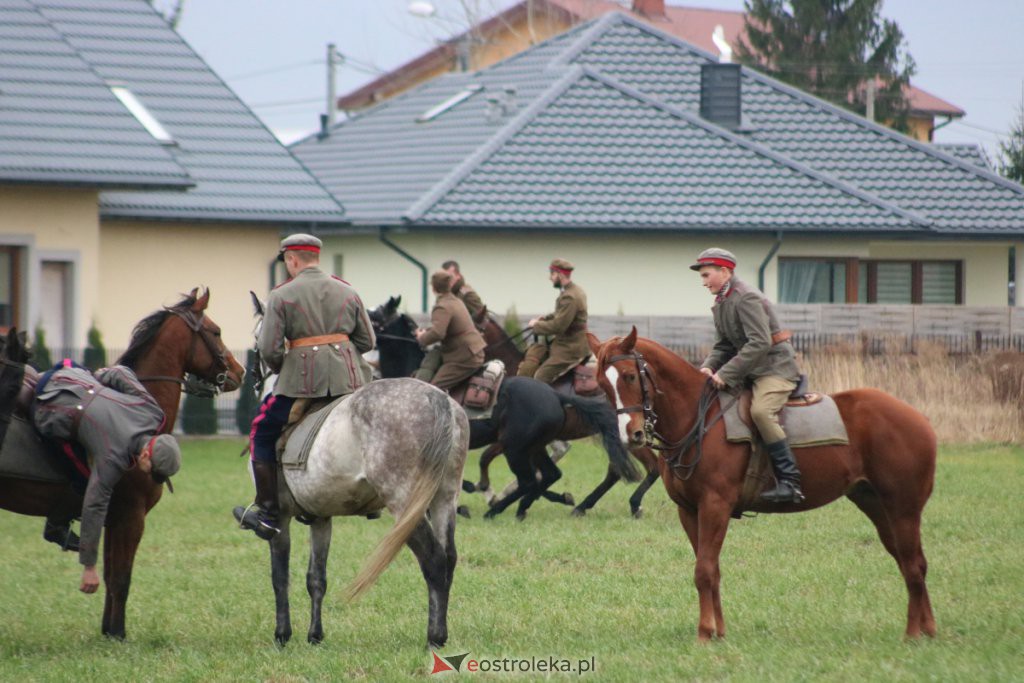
[587,332,602,356]
[192,287,210,312]
[394,295,402,309]
[250,291,265,317]
[622,326,638,352]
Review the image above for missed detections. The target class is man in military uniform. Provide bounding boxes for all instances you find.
[32,361,181,593]
[518,258,589,384]
[415,270,486,389]
[234,233,376,540]
[442,260,485,321]
[417,260,488,380]
[692,248,805,504]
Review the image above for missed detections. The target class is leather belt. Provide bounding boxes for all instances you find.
[771,330,792,345]
[286,333,349,350]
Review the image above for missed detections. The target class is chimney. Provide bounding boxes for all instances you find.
[700,63,742,130]
[632,0,665,18]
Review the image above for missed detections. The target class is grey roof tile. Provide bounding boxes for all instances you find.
[0,0,190,188]
[2,0,345,225]
[295,10,1024,236]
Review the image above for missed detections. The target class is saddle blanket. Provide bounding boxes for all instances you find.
[721,393,849,448]
[280,395,347,471]
[0,416,70,484]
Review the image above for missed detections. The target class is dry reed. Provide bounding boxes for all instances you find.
[798,340,1024,444]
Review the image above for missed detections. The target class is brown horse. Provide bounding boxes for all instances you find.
[0,288,244,639]
[590,328,937,640]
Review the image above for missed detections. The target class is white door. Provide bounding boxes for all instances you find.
[40,261,69,350]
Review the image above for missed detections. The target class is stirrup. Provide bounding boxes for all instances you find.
[760,482,805,504]
[233,504,280,540]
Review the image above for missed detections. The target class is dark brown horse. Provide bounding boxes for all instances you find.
[591,328,937,640]
[0,288,244,639]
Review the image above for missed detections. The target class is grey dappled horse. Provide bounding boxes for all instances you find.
[247,296,469,648]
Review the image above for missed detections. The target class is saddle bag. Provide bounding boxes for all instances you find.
[463,360,505,410]
[573,362,600,395]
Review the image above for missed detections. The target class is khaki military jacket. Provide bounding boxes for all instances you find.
[259,266,375,397]
[452,279,484,320]
[701,277,800,389]
[33,364,165,567]
[532,280,589,361]
[419,293,486,364]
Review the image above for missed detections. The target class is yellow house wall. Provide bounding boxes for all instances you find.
[99,222,280,351]
[325,233,1015,319]
[0,185,101,345]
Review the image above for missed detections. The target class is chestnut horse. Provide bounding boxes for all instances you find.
[591,328,937,640]
[0,288,244,639]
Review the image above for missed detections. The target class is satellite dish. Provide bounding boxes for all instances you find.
[712,24,733,64]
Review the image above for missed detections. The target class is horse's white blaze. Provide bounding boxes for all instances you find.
[604,366,631,443]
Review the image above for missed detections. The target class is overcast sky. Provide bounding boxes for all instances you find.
[172,1,1024,163]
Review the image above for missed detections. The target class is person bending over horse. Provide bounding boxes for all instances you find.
[32,360,181,593]
[415,270,486,390]
[519,258,589,384]
[235,233,376,541]
[692,248,805,504]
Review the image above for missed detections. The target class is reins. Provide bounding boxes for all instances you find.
[135,308,229,397]
[607,350,736,481]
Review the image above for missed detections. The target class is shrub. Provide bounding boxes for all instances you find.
[83,323,107,371]
[503,305,527,352]
[31,325,53,371]
[181,392,218,435]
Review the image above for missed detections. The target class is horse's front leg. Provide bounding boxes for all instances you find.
[692,500,731,641]
[476,442,503,497]
[305,517,332,644]
[270,519,293,646]
[100,510,145,639]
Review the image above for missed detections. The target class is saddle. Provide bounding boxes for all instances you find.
[277,396,344,470]
[550,358,603,398]
[449,360,506,415]
[721,375,849,518]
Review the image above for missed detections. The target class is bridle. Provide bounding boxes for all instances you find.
[137,308,230,397]
[605,350,732,481]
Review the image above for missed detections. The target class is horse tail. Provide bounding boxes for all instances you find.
[560,394,641,482]
[346,389,457,601]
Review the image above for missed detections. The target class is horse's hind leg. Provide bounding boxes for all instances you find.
[847,483,935,638]
[516,453,563,520]
[269,521,293,646]
[305,518,332,644]
[572,467,620,517]
[406,516,456,649]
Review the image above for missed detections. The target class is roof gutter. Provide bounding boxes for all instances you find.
[379,229,428,313]
[758,231,783,293]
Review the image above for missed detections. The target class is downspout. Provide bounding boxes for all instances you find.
[759,231,783,293]
[268,258,279,290]
[379,229,428,313]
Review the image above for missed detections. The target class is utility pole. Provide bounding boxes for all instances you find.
[326,43,344,126]
[865,80,876,122]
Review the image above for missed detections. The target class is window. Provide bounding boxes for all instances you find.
[109,84,175,145]
[779,257,961,304]
[0,246,22,330]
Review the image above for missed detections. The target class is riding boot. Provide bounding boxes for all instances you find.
[760,439,805,504]
[43,519,80,552]
[233,460,281,540]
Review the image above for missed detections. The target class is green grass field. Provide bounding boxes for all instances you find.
[1,439,1021,682]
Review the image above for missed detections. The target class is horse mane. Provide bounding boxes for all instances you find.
[117,292,197,369]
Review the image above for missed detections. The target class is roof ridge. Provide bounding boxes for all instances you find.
[589,12,1024,197]
[548,12,625,68]
[579,66,934,230]
[403,66,584,222]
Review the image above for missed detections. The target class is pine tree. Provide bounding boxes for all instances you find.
[737,0,915,130]
[998,100,1024,184]
[181,393,218,435]
[234,349,262,434]
[503,305,527,353]
[31,325,53,371]
[83,323,107,371]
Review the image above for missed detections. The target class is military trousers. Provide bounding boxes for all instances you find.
[749,375,798,444]
[517,342,577,385]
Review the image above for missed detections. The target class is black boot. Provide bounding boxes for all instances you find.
[232,461,281,540]
[760,439,805,504]
[43,520,80,552]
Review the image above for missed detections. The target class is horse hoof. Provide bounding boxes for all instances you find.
[562,492,575,506]
[483,510,497,520]
[631,507,644,519]
[457,505,471,519]
[308,634,323,645]
[462,480,476,493]
[571,507,586,517]
[515,511,527,522]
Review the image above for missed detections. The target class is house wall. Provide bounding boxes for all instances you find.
[0,186,100,346]
[99,221,281,350]
[324,232,1016,319]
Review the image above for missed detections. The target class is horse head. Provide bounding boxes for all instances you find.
[591,327,651,447]
[370,297,424,379]
[368,295,402,330]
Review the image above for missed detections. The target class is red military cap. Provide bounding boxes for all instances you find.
[689,248,737,271]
